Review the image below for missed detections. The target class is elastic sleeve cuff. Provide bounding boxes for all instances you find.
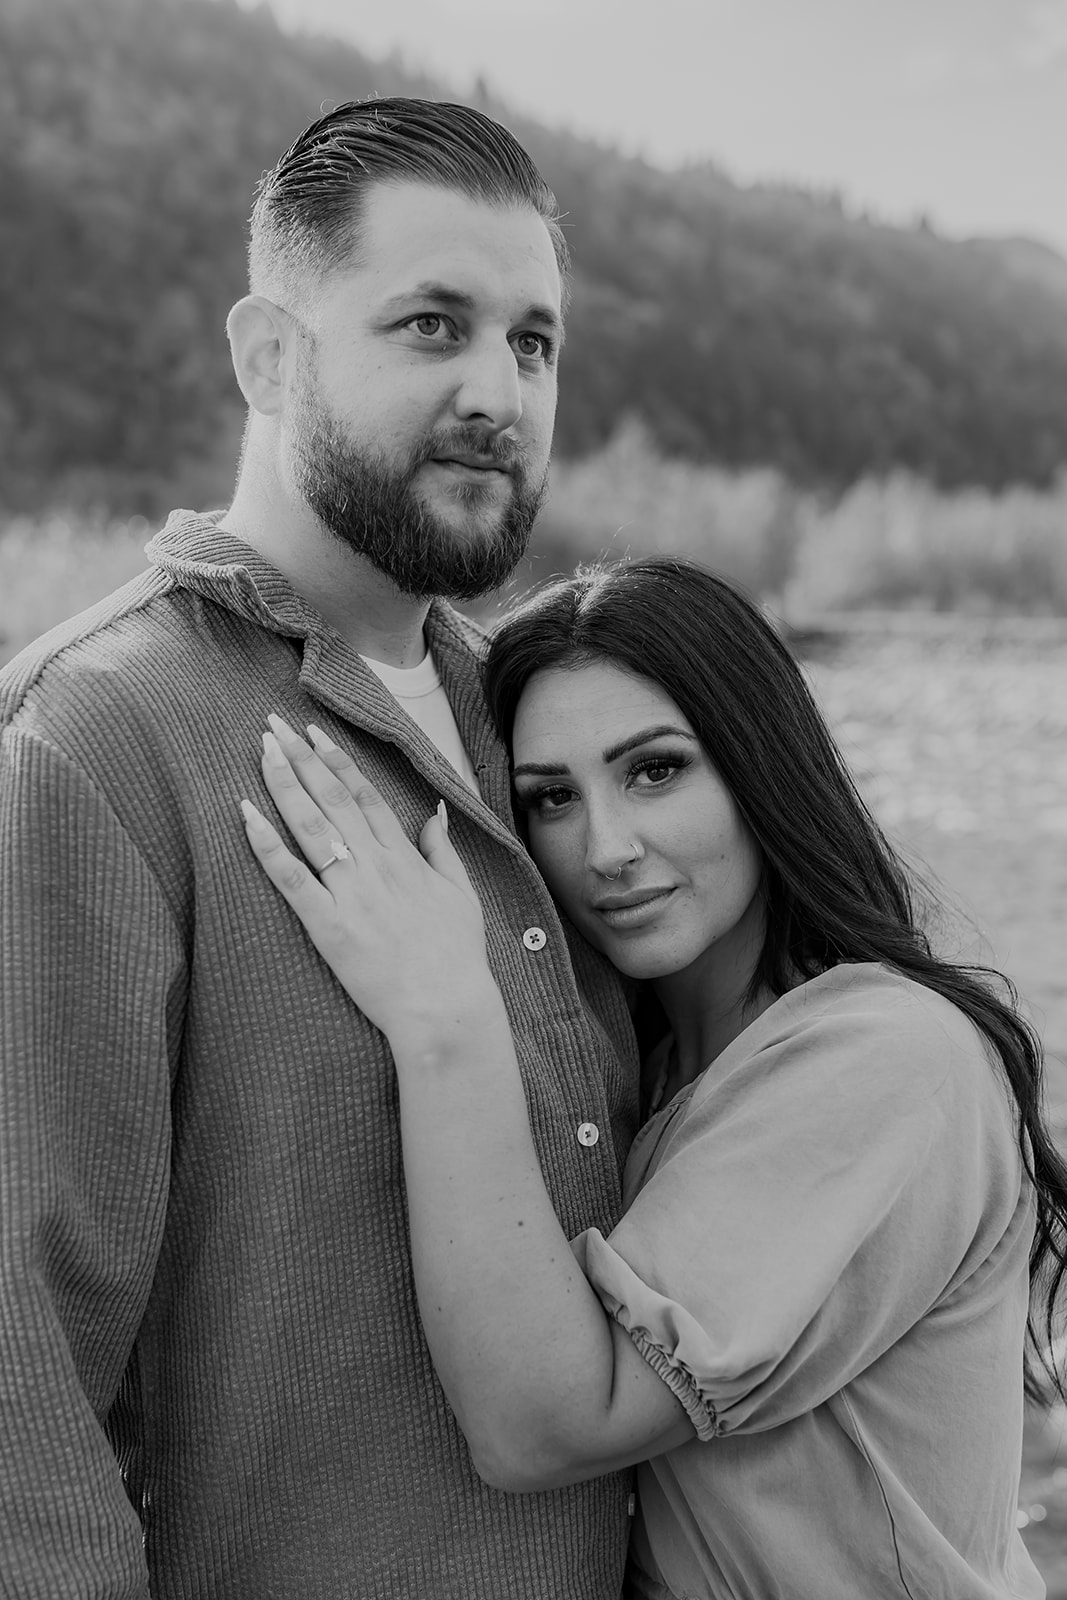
[572,1228,720,1442]
[622,1323,720,1442]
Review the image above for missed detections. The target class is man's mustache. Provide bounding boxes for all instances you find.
[415,429,528,475]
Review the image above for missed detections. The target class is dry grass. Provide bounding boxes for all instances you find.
[5,436,1067,664]
[535,421,1067,617]
[791,472,1067,616]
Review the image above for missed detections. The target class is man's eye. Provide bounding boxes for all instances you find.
[410,314,450,338]
[514,332,550,360]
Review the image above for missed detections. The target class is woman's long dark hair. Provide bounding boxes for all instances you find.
[484,556,1067,1401]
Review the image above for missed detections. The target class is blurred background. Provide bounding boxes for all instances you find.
[1,0,1065,1581]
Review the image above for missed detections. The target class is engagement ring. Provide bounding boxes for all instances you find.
[317,839,352,874]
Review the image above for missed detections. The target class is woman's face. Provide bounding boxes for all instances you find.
[511,659,765,985]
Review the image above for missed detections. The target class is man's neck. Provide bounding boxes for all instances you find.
[221,481,431,668]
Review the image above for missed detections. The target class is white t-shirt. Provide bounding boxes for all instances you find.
[361,648,480,795]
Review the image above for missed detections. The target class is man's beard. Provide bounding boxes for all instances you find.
[290,384,549,601]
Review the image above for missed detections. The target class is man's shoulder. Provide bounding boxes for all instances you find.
[0,560,260,748]
[0,556,282,883]
[2,566,170,713]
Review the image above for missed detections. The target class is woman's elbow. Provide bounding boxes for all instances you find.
[467,1427,587,1494]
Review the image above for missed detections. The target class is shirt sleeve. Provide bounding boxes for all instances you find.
[571,969,1026,1440]
[0,723,185,1598]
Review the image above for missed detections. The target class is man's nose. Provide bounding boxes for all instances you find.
[452,338,522,433]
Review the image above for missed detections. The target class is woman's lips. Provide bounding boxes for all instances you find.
[590,888,675,930]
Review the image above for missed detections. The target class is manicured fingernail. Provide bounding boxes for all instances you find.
[262,730,286,766]
[267,712,297,741]
[437,799,449,833]
[240,798,269,831]
[307,724,339,752]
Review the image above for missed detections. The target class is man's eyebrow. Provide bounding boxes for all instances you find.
[512,725,697,780]
[522,302,566,344]
[379,282,476,316]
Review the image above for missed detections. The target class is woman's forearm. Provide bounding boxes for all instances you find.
[393,991,624,1488]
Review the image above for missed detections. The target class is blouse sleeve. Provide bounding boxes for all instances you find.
[571,966,1029,1440]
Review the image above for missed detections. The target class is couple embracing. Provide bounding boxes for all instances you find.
[1,97,1062,1600]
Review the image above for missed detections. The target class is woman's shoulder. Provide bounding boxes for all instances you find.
[746,963,1009,1124]
[637,965,1027,1238]
[776,962,985,1047]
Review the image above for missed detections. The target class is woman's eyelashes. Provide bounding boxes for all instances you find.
[513,781,577,817]
[514,750,694,817]
[628,751,692,788]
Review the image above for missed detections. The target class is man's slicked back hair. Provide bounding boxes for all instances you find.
[249,96,570,310]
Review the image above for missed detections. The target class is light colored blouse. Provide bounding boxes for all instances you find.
[573,964,1044,1599]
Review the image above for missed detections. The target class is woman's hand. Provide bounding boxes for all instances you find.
[240,715,501,1056]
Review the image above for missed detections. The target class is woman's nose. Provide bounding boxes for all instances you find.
[585,809,643,881]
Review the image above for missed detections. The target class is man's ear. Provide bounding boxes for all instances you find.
[226,295,300,416]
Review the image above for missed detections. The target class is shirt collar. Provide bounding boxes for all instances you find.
[144,507,512,819]
[146,510,324,641]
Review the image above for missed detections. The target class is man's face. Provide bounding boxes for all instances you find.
[285,180,563,599]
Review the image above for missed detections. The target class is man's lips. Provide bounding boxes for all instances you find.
[430,453,513,474]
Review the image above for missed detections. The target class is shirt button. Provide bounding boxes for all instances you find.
[522,927,547,951]
[577,1122,600,1147]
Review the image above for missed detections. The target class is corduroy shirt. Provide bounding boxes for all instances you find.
[0,511,640,1600]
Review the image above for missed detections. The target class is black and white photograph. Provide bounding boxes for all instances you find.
[1,1,1066,1595]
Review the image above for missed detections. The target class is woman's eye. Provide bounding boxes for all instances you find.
[538,786,575,811]
[515,785,575,815]
[631,754,689,788]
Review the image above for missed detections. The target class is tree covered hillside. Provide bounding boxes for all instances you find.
[3,0,1067,513]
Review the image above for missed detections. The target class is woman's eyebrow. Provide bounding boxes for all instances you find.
[601,726,698,763]
[513,726,697,780]
[512,759,569,779]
